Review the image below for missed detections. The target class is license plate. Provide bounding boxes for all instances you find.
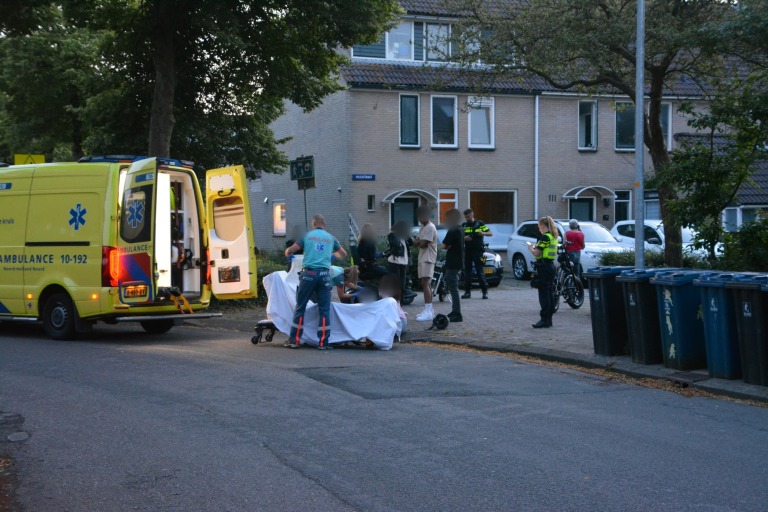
[484,268,494,275]
[124,285,148,298]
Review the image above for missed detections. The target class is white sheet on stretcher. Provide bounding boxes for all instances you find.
[262,270,399,350]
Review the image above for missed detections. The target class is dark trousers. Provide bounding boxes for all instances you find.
[464,250,488,292]
[537,260,556,325]
[360,263,388,281]
[567,251,582,279]
[289,269,332,347]
[389,262,408,297]
[445,268,461,316]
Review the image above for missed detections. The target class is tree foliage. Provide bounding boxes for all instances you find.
[450,0,738,266]
[0,0,401,177]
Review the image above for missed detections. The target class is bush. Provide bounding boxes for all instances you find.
[598,249,707,269]
[716,218,768,272]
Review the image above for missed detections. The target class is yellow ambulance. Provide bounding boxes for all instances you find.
[0,155,257,339]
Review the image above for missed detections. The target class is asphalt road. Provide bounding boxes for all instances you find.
[1,321,767,512]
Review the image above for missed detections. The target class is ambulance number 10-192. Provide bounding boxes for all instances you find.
[61,254,88,264]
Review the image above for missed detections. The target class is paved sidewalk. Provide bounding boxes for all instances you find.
[190,275,768,404]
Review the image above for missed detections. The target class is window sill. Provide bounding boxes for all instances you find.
[399,145,421,150]
[468,147,496,151]
[614,148,635,153]
[431,146,459,150]
[273,233,287,237]
[578,147,598,153]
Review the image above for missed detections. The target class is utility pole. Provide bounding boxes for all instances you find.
[634,0,646,269]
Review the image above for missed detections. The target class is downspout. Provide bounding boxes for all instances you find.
[534,94,540,219]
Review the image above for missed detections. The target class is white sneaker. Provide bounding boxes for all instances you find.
[416,308,434,322]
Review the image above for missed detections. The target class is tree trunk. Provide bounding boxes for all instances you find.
[647,73,682,268]
[68,85,83,160]
[147,1,177,158]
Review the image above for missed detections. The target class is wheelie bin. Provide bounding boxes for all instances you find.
[693,273,741,379]
[725,275,768,386]
[616,268,679,365]
[583,266,633,356]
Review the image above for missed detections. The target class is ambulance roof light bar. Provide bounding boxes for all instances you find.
[79,155,194,168]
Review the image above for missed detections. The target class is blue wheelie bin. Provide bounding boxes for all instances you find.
[726,275,768,386]
[650,271,715,371]
[583,266,633,356]
[616,268,679,365]
[693,273,741,379]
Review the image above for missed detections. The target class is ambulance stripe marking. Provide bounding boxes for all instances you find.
[0,301,10,314]
[26,241,90,247]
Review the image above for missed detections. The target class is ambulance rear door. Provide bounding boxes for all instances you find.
[117,158,158,304]
[205,165,257,299]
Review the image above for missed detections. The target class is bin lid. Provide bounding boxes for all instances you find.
[650,270,718,287]
[615,267,681,283]
[583,266,634,278]
[724,274,768,290]
[694,272,758,289]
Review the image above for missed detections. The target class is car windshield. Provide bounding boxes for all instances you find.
[580,224,618,243]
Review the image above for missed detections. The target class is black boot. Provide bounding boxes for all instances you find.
[461,292,471,299]
[532,320,552,328]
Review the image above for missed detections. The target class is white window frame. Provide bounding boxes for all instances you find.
[614,101,673,152]
[399,93,420,148]
[578,100,598,151]
[425,23,451,62]
[614,189,632,221]
[431,95,458,149]
[722,205,768,231]
[367,195,376,212]
[614,101,635,152]
[385,21,414,61]
[437,189,459,224]
[660,102,672,150]
[467,96,495,149]
[272,201,286,236]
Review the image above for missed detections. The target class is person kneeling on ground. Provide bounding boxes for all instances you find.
[441,208,464,322]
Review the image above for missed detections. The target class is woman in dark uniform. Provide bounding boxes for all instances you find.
[527,216,559,328]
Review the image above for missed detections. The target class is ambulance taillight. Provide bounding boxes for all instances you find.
[206,248,211,285]
[102,246,119,287]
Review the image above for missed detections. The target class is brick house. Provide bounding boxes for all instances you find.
[248,1,705,251]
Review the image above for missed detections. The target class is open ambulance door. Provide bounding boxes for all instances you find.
[205,165,257,300]
[117,158,159,304]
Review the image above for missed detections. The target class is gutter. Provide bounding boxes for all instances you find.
[534,94,540,219]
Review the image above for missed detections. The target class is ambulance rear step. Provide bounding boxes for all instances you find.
[114,313,222,323]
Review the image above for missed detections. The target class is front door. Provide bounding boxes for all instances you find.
[392,197,420,227]
[569,198,594,221]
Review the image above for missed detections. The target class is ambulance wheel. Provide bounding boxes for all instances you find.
[140,319,174,335]
[42,293,77,340]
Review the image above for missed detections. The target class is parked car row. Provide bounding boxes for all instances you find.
[610,219,724,257]
[506,220,630,280]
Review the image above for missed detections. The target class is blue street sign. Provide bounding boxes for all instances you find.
[352,174,376,181]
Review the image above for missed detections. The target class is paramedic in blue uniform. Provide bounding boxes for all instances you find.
[285,214,347,349]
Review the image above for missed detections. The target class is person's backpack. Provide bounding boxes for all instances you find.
[388,232,405,257]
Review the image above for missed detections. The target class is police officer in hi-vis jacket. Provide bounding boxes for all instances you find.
[285,214,347,349]
[527,216,559,329]
[462,208,492,299]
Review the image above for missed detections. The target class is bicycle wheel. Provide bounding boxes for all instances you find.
[552,277,560,313]
[564,274,585,309]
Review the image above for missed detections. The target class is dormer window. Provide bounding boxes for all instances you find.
[386,21,414,60]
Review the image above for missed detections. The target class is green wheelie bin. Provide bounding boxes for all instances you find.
[616,268,678,365]
[725,275,768,386]
[693,273,741,379]
[583,266,633,356]
[650,271,715,371]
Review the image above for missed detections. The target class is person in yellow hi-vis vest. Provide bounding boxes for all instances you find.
[527,216,559,328]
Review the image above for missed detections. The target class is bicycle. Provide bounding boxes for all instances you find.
[552,242,584,312]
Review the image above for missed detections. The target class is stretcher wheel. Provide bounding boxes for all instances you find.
[251,333,262,344]
[264,329,275,342]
